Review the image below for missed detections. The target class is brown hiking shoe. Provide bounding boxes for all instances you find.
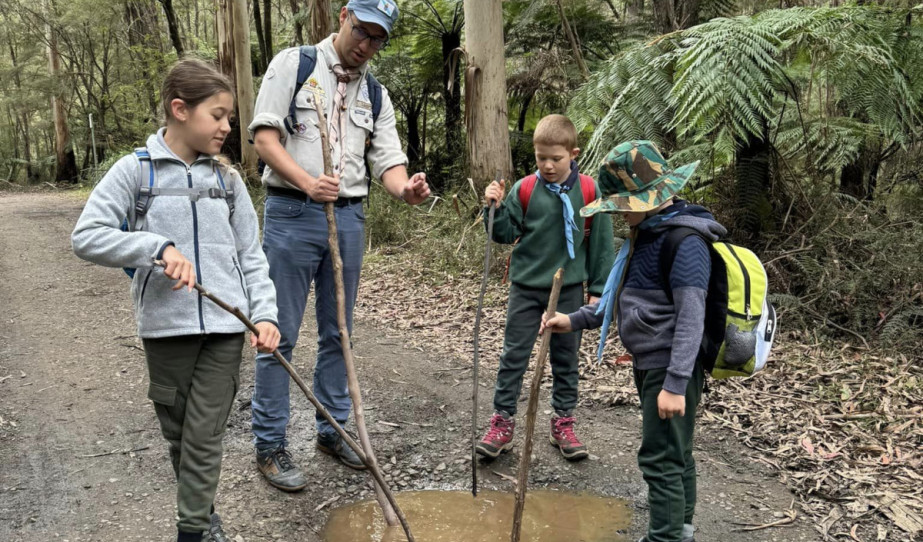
[256,446,307,492]
[550,412,589,461]
[316,432,367,470]
[475,412,515,458]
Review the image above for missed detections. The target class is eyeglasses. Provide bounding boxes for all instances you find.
[348,12,389,50]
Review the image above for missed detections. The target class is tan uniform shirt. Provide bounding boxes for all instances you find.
[248,34,408,198]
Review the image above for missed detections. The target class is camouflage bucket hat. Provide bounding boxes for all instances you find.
[580,140,700,216]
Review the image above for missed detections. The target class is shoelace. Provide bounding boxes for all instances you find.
[553,417,581,445]
[275,448,296,471]
[485,416,512,441]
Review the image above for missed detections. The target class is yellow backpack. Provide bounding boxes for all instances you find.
[660,228,778,379]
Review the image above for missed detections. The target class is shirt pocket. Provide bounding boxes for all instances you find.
[292,91,321,142]
[347,106,374,158]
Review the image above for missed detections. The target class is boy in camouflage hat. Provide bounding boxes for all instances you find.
[544,140,726,542]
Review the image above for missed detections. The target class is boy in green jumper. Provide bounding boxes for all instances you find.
[475,114,615,461]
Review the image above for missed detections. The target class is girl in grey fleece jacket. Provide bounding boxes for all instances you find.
[72,59,279,542]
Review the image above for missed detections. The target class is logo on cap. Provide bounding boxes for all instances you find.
[377,0,395,16]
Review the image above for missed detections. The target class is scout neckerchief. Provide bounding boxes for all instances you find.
[330,63,360,174]
[539,167,579,260]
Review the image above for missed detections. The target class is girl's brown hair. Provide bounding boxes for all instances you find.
[161,58,235,122]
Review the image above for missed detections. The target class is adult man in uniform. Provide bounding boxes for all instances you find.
[248,0,430,491]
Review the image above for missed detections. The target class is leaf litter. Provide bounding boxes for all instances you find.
[356,249,923,540]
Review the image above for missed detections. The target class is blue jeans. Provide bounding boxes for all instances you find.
[252,196,364,450]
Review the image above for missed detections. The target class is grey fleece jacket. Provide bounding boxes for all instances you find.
[568,202,726,395]
[72,129,278,338]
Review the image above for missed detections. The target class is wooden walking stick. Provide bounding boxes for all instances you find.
[309,86,402,529]
[472,170,502,497]
[152,262,415,541]
[510,268,565,542]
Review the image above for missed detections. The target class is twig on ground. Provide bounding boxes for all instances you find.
[76,445,150,458]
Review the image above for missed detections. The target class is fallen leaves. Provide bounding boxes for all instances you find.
[357,247,923,540]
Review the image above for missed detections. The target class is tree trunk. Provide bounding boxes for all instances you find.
[45,1,78,183]
[626,0,644,19]
[8,36,37,182]
[406,107,422,174]
[126,0,160,119]
[463,0,512,188]
[839,141,883,201]
[263,0,273,59]
[216,0,242,165]
[158,0,185,56]
[289,0,305,44]
[652,0,700,33]
[517,92,533,133]
[230,0,258,174]
[554,0,589,80]
[309,0,333,44]
[253,0,268,73]
[442,30,462,162]
[734,118,771,239]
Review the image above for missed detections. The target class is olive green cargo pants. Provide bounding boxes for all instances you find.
[143,333,243,534]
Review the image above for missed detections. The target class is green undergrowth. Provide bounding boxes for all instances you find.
[364,179,923,353]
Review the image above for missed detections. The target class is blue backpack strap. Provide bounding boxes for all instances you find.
[133,147,154,231]
[283,45,318,136]
[363,71,383,196]
[120,147,153,278]
[214,163,235,217]
[366,71,382,123]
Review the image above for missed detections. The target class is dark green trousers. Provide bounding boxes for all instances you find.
[493,282,584,415]
[633,363,705,542]
[143,333,243,534]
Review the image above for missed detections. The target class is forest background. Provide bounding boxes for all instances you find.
[1,0,922,539]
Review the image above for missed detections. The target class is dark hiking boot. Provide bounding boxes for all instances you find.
[550,412,589,461]
[202,513,229,542]
[475,412,515,458]
[256,445,307,492]
[317,432,366,470]
[637,535,696,542]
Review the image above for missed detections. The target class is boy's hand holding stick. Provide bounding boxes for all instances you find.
[472,171,503,497]
[309,86,410,537]
[510,268,565,542]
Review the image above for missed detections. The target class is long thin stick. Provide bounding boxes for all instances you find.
[151,263,413,540]
[310,87,403,530]
[472,170,502,497]
[510,268,565,542]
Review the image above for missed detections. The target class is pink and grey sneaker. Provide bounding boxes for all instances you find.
[475,412,515,458]
[550,412,589,461]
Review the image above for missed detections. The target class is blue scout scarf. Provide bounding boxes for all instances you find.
[539,168,580,260]
[595,211,679,362]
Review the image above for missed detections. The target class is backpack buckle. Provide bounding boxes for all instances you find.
[207,187,225,199]
[135,186,152,216]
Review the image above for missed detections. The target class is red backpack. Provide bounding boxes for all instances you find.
[502,173,598,283]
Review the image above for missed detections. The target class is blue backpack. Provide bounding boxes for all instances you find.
[257,45,383,179]
[119,148,236,278]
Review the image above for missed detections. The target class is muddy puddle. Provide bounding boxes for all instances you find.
[323,489,630,542]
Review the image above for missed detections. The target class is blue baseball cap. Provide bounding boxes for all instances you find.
[346,0,400,36]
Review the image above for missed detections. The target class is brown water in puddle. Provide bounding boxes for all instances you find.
[323,490,630,542]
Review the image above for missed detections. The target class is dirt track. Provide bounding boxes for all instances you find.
[0,191,821,541]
